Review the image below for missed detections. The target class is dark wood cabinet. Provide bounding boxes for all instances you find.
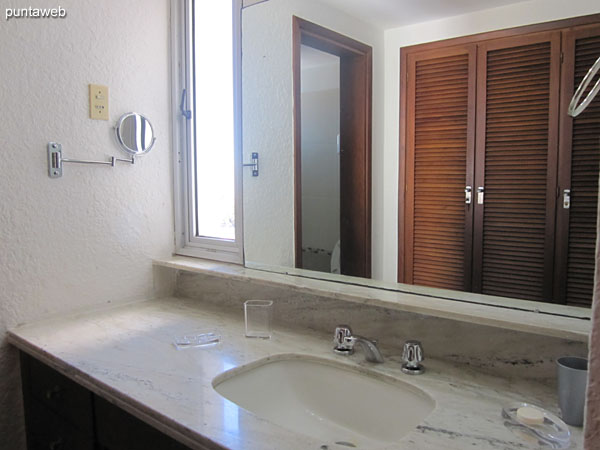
[20,352,193,450]
[26,354,95,437]
[94,396,190,450]
[25,398,94,450]
[400,16,600,306]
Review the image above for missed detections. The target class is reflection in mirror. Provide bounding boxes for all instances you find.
[114,112,156,156]
[241,0,600,313]
[300,45,341,274]
[293,17,373,278]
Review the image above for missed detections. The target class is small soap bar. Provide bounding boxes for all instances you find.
[517,406,545,425]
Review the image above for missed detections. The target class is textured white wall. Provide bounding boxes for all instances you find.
[378,0,600,282]
[0,1,172,448]
[241,0,385,271]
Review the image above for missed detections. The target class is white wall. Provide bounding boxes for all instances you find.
[0,1,172,448]
[301,59,339,92]
[241,0,385,273]
[379,0,600,283]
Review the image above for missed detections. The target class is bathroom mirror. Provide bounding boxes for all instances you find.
[114,112,156,156]
[241,0,600,318]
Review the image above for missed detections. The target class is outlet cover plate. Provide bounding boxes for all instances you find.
[89,84,109,120]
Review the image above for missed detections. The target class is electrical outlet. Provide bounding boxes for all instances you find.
[89,84,108,120]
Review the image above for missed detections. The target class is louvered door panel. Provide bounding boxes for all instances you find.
[557,26,600,307]
[404,46,476,290]
[473,33,560,301]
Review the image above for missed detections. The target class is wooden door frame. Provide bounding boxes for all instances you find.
[292,16,373,276]
[398,13,600,284]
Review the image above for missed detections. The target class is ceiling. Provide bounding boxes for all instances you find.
[316,0,530,30]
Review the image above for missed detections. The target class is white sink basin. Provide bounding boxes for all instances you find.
[213,355,435,448]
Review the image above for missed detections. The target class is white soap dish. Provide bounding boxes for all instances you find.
[173,331,220,350]
[502,402,570,448]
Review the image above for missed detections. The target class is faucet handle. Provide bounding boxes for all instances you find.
[333,325,354,355]
[401,340,424,375]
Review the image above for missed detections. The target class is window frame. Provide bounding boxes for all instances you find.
[170,0,244,263]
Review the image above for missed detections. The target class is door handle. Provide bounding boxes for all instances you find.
[465,186,472,204]
[477,186,484,205]
[563,189,571,209]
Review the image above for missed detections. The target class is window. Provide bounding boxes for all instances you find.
[171,0,243,263]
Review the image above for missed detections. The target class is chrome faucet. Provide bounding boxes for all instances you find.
[333,325,384,363]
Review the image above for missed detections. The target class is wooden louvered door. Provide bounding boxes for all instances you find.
[555,25,600,307]
[404,45,476,290]
[472,32,561,301]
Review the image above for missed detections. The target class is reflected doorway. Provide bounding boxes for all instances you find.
[293,17,373,278]
[300,46,341,273]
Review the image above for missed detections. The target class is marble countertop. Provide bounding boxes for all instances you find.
[155,257,590,342]
[8,297,583,450]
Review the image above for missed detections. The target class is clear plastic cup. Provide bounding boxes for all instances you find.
[244,300,273,339]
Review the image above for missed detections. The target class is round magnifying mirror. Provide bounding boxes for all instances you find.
[114,112,156,156]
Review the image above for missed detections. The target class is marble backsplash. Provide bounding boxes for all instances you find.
[174,270,588,385]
